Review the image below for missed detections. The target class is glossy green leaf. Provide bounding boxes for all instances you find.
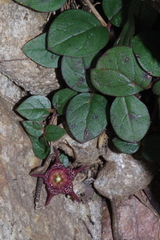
[66,93,108,143]
[102,0,122,19]
[82,52,99,69]
[110,96,150,142]
[23,33,59,68]
[141,133,160,162]
[45,125,66,141]
[61,56,89,92]
[59,154,69,167]
[113,137,139,154]
[132,31,160,77]
[128,0,158,31]
[91,46,151,97]
[102,0,130,27]
[22,121,43,137]
[30,136,50,159]
[52,88,77,115]
[153,81,160,96]
[114,16,135,47]
[15,0,66,12]
[48,10,109,57]
[17,96,51,121]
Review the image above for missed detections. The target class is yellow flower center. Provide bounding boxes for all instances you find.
[56,175,62,183]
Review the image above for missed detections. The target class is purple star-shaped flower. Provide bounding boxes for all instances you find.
[31,149,86,206]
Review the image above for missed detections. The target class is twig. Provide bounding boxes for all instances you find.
[82,220,94,238]
[31,152,55,208]
[80,0,108,27]
[134,190,160,219]
[34,178,43,209]
[0,58,28,63]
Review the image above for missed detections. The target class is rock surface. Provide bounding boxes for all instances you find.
[0,0,59,96]
[0,89,159,240]
[0,96,103,240]
[0,1,159,239]
[94,148,154,199]
[0,72,26,105]
[101,196,159,240]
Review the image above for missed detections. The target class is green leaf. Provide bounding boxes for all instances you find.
[102,0,122,19]
[61,54,98,93]
[113,137,139,154]
[17,96,51,121]
[91,46,151,97]
[110,96,150,142]
[114,16,135,47]
[141,133,160,162]
[45,125,66,141]
[15,0,66,12]
[153,81,160,96]
[66,93,108,143]
[59,154,69,167]
[61,56,89,92]
[23,33,59,68]
[30,136,50,159]
[132,31,160,77]
[48,9,109,57]
[102,0,130,27]
[52,88,77,115]
[128,0,158,31]
[82,52,99,69]
[22,121,43,137]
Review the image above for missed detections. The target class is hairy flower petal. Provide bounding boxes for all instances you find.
[31,149,86,206]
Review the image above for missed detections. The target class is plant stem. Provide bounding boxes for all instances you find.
[49,109,57,125]
[80,0,108,27]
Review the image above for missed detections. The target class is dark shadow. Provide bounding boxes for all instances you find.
[13,93,31,116]
[134,30,160,68]
[144,172,160,215]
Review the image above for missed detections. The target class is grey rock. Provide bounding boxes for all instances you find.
[0,96,102,240]
[94,148,154,199]
[0,72,26,105]
[0,0,59,96]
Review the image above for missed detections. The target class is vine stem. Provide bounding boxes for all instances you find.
[31,109,58,208]
[49,108,57,125]
[80,0,108,27]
